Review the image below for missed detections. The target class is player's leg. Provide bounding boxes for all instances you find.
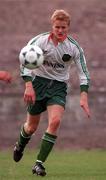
[13,113,40,162]
[32,78,67,176]
[32,104,64,176]
[36,104,64,161]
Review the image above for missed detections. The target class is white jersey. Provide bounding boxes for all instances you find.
[20,32,90,86]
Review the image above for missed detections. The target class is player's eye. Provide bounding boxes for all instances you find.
[61,26,66,29]
[55,26,66,29]
[55,26,60,29]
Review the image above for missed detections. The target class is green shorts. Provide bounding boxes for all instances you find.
[27,76,67,115]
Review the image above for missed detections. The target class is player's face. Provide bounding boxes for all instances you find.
[52,20,69,41]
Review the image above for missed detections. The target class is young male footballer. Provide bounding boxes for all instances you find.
[0,71,12,83]
[13,9,90,176]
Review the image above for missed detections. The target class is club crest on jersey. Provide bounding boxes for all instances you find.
[62,54,72,62]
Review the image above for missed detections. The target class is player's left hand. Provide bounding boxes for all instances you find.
[80,92,90,118]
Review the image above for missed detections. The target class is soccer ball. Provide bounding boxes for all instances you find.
[19,44,44,69]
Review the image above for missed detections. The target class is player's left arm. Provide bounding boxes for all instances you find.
[80,91,90,118]
[74,46,91,118]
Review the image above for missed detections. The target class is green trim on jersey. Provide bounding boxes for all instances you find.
[80,84,89,93]
[67,36,90,84]
[22,76,32,82]
[28,32,50,45]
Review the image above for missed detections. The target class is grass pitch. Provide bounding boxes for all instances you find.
[0,149,106,180]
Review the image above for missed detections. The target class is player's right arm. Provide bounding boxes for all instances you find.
[24,80,36,104]
[20,65,36,104]
[19,36,40,104]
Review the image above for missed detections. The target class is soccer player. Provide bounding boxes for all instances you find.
[0,71,12,83]
[13,9,90,176]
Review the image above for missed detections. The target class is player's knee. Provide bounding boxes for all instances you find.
[49,117,61,130]
[24,123,36,135]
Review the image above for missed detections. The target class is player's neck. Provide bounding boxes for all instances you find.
[49,32,67,46]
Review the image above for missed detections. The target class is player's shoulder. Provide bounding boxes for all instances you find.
[67,35,80,47]
[67,35,83,53]
[27,32,50,46]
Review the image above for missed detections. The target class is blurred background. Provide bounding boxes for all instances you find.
[0,0,106,150]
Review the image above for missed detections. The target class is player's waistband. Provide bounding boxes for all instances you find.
[33,76,66,87]
[35,76,64,83]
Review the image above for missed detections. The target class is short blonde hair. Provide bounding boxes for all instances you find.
[51,9,71,26]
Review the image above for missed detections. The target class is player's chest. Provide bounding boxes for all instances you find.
[43,42,73,63]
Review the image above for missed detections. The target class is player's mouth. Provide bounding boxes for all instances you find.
[57,33,67,41]
[57,33,64,37]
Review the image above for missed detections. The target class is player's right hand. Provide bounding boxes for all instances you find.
[24,82,36,104]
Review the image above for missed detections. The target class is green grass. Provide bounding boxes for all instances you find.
[0,149,106,180]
